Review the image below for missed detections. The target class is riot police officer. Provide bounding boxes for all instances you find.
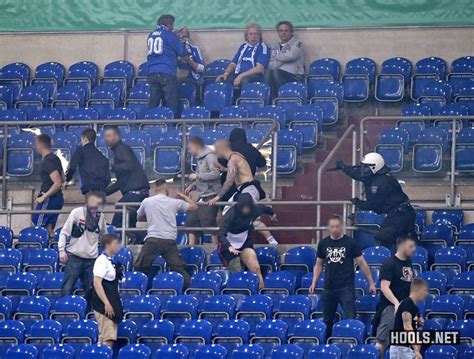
[336,152,416,247]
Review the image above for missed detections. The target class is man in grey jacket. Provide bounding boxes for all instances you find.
[185,136,221,244]
[265,21,305,99]
[58,191,107,298]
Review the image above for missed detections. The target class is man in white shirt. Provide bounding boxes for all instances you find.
[58,191,107,298]
[265,21,305,99]
[134,179,198,288]
[92,234,123,347]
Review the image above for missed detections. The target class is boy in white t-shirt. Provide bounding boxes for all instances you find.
[91,234,123,347]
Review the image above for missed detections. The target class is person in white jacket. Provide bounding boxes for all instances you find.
[265,21,305,99]
[58,191,107,299]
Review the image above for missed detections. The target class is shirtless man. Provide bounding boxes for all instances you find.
[209,140,277,246]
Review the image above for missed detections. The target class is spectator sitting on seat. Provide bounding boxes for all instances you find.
[177,27,205,87]
[32,134,65,236]
[217,193,277,289]
[65,128,111,195]
[58,191,107,300]
[215,23,270,88]
[146,14,191,116]
[91,234,124,348]
[184,136,221,245]
[134,179,198,289]
[265,20,305,99]
[104,126,150,243]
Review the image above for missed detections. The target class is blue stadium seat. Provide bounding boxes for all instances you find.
[375,127,409,172]
[455,127,474,172]
[448,56,474,97]
[261,271,297,308]
[398,103,431,145]
[2,272,37,311]
[79,344,113,359]
[52,132,78,161]
[180,246,206,277]
[255,105,286,130]
[5,343,38,359]
[178,82,197,115]
[236,82,271,117]
[0,108,27,134]
[118,344,151,359]
[362,246,391,269]
[212,319,250,355]
[37,272,64,305]
[375,57,412,102]
[65,107,99,132]
[148,271,184,304]
[347,344,379,359]
[217,105,249,130]
[195,344,228,359]
[231,344,265,359]
[101,60,135,95]
[66,61,99,98]
[0,227,13,249]
[288,105,323,148]
[23,248,59,280]
[50,295,87,328]
[125,82,149,116]
[277,129,303,174]
[15,84,50,116]
[421,223,454,258]
[121,130,151,167]
[61,320,98,356]
[250,319,288,358]
[426,294,464,327]
[412,246,429,274]
[32,62,66,98]
[0,85,14,109]
[274,295,311,335]
[185,272,223,307]
[16,226,49,249]
[310,80,343,125]
[418,271,448,297]
[140,106,173,131]
[275,82,307,106]
[307,58,340,83]
[153,130,183,175]
[271,344,304,359]
[448,271,474,304]
[355,295,378,337]
[116,320,138,352]
[175,319,213,355]
[0,62,30,99]
[203,83,233,112]
[447,319,474,344]
[436,103,470,131]
[25,319,62,354]
[0,296,12,320]
[87,84,122,116]
[455,86,474,113]
[222,272,259,306]
[203,59,231,84]
[132,62,148,85]
[199,295,236,336]
[124,295,161,327]
[280,246,317,284]
[29,107,63,135]
[113,247,133,272]
[0,320,26,358]
[155,344,189,359]
[308,344,341,359]
[342,58,376,102]
[425,345,458,359]
[161,294,199,329]
[288,319,326,356]
[42,344,75,359]
[255,246,279,278]
[327,319,366,356]
[456,224,474,269]
[236,294,273,336]
[411,57,447,100]
[432,210,464,232]
[0,248,22,273]
[119,272,148,298]
[7,132,35,176]
[137,319,175,354]
[13,295,50,331]
[419,80,453,115]
[412,127,449,173]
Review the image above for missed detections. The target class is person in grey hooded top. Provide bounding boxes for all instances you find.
[185,136,221,244]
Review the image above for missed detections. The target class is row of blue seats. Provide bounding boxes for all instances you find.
[0,316,472,359]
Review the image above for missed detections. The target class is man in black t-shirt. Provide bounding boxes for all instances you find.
[309,215,377,339]
[390,278,428,359]
[32,134,65,236]
[374,236,416,354]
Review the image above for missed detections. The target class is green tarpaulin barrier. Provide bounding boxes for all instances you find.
[0,0,473,32]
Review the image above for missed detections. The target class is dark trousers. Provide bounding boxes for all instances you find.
[322,285,356,339]
[148,72,179,117]
[61,254,95,298]
[111,192,148,230]
[265,69,304,99]
[375,206,416,248]
[134,237,191,289]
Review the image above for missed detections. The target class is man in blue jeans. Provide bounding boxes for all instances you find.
[309,215,377,339]
[146,14,190,116]
[58,192,107,298]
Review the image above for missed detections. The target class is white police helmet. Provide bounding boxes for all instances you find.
[361,152,385,174]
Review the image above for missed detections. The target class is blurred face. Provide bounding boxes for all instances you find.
[328,219,343,238]
[34,138,44,154]
[106,239,120,256]
[412,284,429,302]
[187,142,200,156]
[241,206,251,215]
[104,129,120,147]
[156,184,169,196]
[214,141,229,159]
[86,195,104,209]
[277,24,293,43]
[80,135,89,146]
[246,27,261,45]
[399,239,416,258]
[179,27,190,40]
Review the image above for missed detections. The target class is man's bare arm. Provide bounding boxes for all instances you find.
[216,156,238,199]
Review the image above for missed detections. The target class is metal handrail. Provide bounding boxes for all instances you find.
[0,117,279,209]
[359,115,474,207]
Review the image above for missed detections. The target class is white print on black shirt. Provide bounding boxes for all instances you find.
[326,247,346,264]
[401,266,414,282]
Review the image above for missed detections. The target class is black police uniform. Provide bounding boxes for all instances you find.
[342,165,416,247]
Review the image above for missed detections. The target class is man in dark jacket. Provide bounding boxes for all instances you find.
[104,126,150,235]
[337,152,416,248]
[217,193,276,289]
[65,128,111,194]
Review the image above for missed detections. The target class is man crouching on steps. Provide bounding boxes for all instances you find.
[217,193,277,289]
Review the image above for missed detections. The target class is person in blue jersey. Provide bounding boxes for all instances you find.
[146,14,190,117]
[216,23,270,89]
[177,27,205,87]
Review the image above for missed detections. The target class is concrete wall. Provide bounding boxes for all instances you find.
[0,27,472,72]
